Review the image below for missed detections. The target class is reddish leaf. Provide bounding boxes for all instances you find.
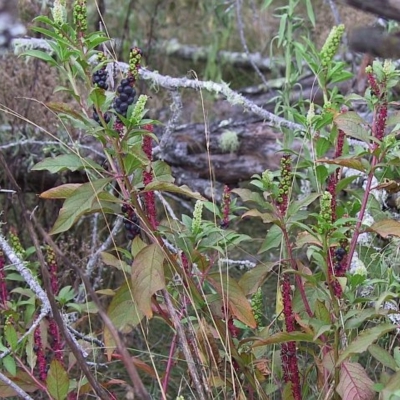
[334,111,379,144]
[336,362,375,400]
[316,157,367,172]
[238,262,275,296]
[368,219,400,238]
[208,273,257,328]
[0,371,39,397]
[131,244,165,318]
[40,184,81,199]
[46,360,69,400]
[242,209,279,224]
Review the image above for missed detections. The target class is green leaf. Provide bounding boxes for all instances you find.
[336,362,375,400]
[334,112,379,144]
[231,188,266,207]
[20,50,57,66]
[40,184,81,199]
[287,193,320,218]
[142,182,205,200]
[32,154,103,174]
[50,178,112,234]
[2,355,16,376]
[131,236,147,258]
[315,300,331,325]
[238,262,275,296]
[387,111,400,127]
[123,153,144,175]
[131,244,166,318]
[5,324,18,351]
[208,273,257,328]
[368,219,400,238]
[46,102,87,122]
[46,360,69,400]
[242,209,279,225]
[368,344,398,371]
[251,331,321,347]
[337,324,397,365]
[100,252,130,273]
[104,281,145,360]
[382,370,400,400]
[258,224,282,254]
[152,160,175,183]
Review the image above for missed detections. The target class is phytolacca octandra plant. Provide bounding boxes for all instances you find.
[121,204,141,240]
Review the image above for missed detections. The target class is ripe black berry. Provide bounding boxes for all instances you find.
[92,68,109,91]
[119,102,128,112]
[124,86,134,96]
[335,247,347,261]
[120,93,129,102]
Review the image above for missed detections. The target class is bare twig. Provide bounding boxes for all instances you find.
[11,37,303,131]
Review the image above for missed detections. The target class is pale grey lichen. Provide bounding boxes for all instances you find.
[219,130,240,153]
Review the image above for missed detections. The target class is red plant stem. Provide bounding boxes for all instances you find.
[281,227,313,317]
[346,156,378,269]
[161,333,178,394]
[347,102,386,269]
[15,354,48,394]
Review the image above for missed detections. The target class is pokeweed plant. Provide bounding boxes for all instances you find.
[1,1,259,399]
[3,1,400,399]
[233,25,400,400]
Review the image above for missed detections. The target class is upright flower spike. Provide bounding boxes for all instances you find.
[280,274,301,400]
[320,24,345,69]
[45,246,63,361]
[52,0,67,27]
[191,200,203,234]
[34,323,47,381]
[73,0,87,39]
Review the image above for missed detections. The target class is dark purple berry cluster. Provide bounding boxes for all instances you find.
[92,108,111,125]
[122,204,141,240]
[92,68,108,90]
[113,77,136,119]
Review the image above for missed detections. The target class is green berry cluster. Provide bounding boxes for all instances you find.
[129,47,143,81]
[320,24,345,69]
[251,288,263,327]
[277,155,292,205]
[73,0,87,35]
[9,229,25,258]
[320,191,333,225]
